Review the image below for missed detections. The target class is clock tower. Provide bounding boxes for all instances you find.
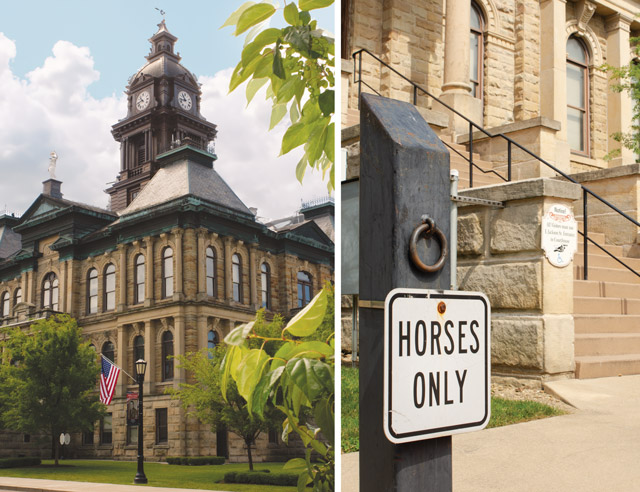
[107,21,218,212]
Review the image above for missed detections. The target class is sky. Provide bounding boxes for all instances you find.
[0,1,335,222]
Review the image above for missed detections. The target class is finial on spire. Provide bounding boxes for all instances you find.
[48,151,58,179]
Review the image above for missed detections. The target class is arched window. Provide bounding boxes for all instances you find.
[162,331,174,381]
[232,253,242,302]
[470,2,484,99]
[42,272,59,310]
[104,264,116,312]
[1,291,9,317]
[14,288,22,306]
[102,341,115,364]
[206,247,216,297]
[260,263,271,309]
[567,36,589,154]
[134,254,145,304]
[207,330,219,359]
[162,247,174,299]
[133,335,145,364]
[87,268,98,314]
[297,271,313,308]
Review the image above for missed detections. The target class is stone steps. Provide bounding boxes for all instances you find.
[575,354,640,379]
[574,228,640,378]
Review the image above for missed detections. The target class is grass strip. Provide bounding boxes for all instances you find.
[341,366,565,453]
[0,459,296,491]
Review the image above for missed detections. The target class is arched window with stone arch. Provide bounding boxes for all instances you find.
[133,335,144,364]
[207,329,219,359]
[470,1,485,99]
[104,264,116,312]
[162,331,174,381]
[162,247,174,299]
[206,246,216,297]
[14,287,22,307]
[297,271,313,308]
[260,262,271,309]
[102,341,115,363]
[232,253,242,302]
[134,254,145,304]
[0,291,9,317]
[87,268,98,314]
[42,272,59,310]
[567,36,590,155]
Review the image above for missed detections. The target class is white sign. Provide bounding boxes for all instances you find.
[383,289,491,444]
[542,204,578,268]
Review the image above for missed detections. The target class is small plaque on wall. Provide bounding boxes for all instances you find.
[542,204,578,267]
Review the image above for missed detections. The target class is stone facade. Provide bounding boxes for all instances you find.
[343,0,640,172]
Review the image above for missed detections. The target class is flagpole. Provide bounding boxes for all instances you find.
[101,354,137,383]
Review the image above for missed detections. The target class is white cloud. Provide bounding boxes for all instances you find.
[0,34,331,221]
[199,70,331,221]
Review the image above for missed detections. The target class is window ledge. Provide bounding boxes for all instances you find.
[570,153,606,169]
[154,444,170,448]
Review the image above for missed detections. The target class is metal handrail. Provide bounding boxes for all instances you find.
[353,48,640,280]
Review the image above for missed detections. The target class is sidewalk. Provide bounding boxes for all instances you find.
[0,478,229,492]
[342,375,640,491]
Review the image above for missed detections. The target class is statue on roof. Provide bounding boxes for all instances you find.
[48,151,58,179]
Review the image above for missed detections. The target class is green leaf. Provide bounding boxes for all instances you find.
[295,156,307,183]
[318,89,334,117]
[283,457,307,472]
[313,398,334,444]
[269,103,288,130]
[299,0,334,10]
[284,2,300,25]
[284,288,328,337]
[306,120,329,164]
[290,100,300,123]
[251,365,285,416]
[246,77,269,105]
[298,470,311,491]
[285,358,334,403]
[221,1,256,29]
[299,11,311,25]
[236,349,269,404]
[276,76,303,105]
[224,321,255,346]
[281,122,312,155]
[324,122,335,163]
[275,341,333,361]
[235,3,276,36]
[273,46,285,80]
[254,52,275,78]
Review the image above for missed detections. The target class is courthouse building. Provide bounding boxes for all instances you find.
[0,21,333,460]
[342,0,640,380]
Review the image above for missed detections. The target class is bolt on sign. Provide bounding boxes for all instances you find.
[383,289,491,444]
[542,204,578,268]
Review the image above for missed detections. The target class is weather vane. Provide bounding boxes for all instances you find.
[155,7,166,20]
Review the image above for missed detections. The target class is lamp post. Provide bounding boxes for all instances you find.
[134,359,148,484]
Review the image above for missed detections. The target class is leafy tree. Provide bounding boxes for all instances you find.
[604,37,640,160]
[221,284,334,491]
[222,0,336,189]
[0,314,104,466]
[171,344,282,471]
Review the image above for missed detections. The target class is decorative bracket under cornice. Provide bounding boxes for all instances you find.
[575,0,596,34]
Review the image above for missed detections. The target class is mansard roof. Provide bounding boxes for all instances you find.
[119,145,253,218]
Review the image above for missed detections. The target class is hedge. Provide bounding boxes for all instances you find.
[166,456,225,466]
[224,471,306,486]
[0,457,41,468]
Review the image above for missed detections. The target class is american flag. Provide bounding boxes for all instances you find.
[100,355,121,405]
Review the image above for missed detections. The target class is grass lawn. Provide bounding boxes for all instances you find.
[0,459,297,492]
[341,366,565,453]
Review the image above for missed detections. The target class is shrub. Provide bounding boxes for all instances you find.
[0,457,41,468]
[166,456,225,466]
[224,471,305,486]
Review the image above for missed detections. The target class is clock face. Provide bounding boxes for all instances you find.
[178,90,192,111]
[136,91,150,111]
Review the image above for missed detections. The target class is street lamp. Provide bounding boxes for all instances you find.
[134,359,148,484]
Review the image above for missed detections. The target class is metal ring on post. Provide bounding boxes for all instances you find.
[409,216,448,273]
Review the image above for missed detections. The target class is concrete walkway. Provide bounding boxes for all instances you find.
[0,478,229,492]
[342,375,640,491]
